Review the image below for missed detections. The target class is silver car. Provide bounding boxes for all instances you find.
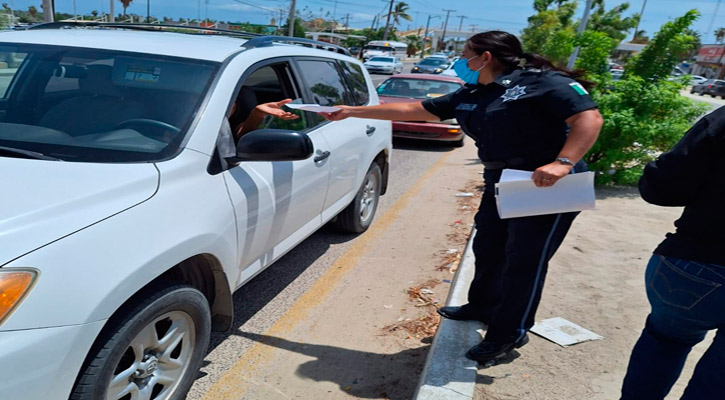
[363,56,404,75]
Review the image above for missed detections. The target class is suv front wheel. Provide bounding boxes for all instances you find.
[333,163,382,233]
[71,284,211,400]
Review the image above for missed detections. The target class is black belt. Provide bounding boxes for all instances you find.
[481,157,527,170]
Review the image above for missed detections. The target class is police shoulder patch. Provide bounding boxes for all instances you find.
[569,82,588,95]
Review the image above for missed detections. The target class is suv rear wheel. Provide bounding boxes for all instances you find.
[333,163,382,233]
[71,284,211,400]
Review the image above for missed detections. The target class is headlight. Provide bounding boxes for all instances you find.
[435,68,443,73]
[412,67,419,70]
[0,268,39,326]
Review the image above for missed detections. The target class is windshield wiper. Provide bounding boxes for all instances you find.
[0,146,62,161]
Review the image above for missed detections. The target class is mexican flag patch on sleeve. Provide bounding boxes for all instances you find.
[569,82,588,95]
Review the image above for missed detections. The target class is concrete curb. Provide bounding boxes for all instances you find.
[413,227,482,400]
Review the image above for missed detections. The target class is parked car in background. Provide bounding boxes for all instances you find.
[689,75,707,86]
[691,79,725,98]
[363,56,404,75]
[610,69,624,81]
[0,24,392,400]
[411,57,450,74]
[376,74,465,146]
[429,52,450,61]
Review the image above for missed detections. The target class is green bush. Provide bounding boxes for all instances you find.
[585,76,709,184]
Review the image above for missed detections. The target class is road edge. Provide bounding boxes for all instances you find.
[413,227,483,400]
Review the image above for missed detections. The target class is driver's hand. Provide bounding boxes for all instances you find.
[255,99,300,120]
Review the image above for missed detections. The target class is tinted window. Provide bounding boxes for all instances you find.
[0,44,218,163]
[340,61,369,106]
[420,58,447,66]
[297,60,352,107]
[0,51,27,98]
[370,57,394,63]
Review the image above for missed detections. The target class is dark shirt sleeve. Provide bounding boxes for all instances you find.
[421,89,460,121]
[541,72,598,121]
[639,108,725,206]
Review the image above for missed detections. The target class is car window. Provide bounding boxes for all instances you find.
[370,57,393,63]
[0,44,218,163]
[376,78,461,99]
[229,62,309,135]
[0,51,27,98]
[339,61,370,106]
[297,59,353,107]
[420,58,447,66]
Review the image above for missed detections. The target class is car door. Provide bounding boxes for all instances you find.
[221,59,331,284]
[291,57,386,221]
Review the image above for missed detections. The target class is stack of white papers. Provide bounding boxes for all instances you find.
[495,169,596,219]
[284,103,341,113]
[530,317,604,347]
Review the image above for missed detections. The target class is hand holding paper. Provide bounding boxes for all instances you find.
[284,103,342,113]
[495,169,596,219]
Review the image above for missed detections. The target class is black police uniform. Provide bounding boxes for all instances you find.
[421,67,598,345]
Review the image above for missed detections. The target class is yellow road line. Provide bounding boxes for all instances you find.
[202,151,455,399]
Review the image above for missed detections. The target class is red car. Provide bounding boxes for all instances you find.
[376,74,466,147]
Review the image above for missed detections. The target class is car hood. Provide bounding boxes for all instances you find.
[0,157,159,266]
[415,65,444,71]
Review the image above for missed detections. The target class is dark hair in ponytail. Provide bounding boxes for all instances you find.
[467,31,593,90]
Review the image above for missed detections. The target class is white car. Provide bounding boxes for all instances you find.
[690,75,707,86]
[0,24,392,400]
[363,56,404,75]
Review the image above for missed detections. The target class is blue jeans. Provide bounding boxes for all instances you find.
[621,255,725,400]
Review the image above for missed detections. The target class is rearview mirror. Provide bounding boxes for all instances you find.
[231,129,313,162]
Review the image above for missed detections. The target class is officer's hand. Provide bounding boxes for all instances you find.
[532,162,573,187]
[320,105,354,121]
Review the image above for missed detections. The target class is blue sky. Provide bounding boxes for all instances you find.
[4,0,725,43]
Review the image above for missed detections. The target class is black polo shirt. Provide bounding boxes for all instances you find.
[422,68,598,170]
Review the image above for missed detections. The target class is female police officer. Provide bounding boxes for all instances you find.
[321,31,602,364]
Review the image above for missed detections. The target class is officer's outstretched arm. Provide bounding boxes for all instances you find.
[320,102,439,122]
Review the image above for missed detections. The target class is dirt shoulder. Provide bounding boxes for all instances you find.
[474,186,712,400]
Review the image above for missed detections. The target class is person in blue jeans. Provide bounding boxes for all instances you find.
[621,106,725,400]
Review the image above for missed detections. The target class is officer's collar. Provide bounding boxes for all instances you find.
[492,68,524,87]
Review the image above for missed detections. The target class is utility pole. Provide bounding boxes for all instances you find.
[632,0,647,41]
[42,0,53,22]
[423,14,441,56]
[345,13,350,30]
[110,0,114,22]
[147,0,150,23]
[287,0,297,37]
[457,15,467,32]
[382,0,394,41]
[330,0,337,33]
[370,14,377,31]
[706,0,722,43]
[566,0,594,69]
[440,9,455,52]
[73,0,77,21]
[470,24,478,33]
[197,0,201,22]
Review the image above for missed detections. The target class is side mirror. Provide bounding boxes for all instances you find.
[231,129,313,162]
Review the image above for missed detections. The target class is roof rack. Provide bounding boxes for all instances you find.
[25,21,263,39]
[242,36,351,56]
[24,22,353,56]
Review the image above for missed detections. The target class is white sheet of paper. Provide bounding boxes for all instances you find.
[284,103,342,113]
[530,317,604,347]
[495,169,595,219]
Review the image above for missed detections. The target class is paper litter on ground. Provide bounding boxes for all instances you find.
[530,317,603,347]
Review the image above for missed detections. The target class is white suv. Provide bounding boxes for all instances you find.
[0,24,391,400]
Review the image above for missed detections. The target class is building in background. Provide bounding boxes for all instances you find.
[692,44,725,79]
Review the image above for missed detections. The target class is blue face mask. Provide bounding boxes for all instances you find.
[453,56,485,85]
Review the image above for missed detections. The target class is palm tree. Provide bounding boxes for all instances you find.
[390,2,412,27]
[120,0,134,17]
[716,27,725,44]
[28,5,38,19]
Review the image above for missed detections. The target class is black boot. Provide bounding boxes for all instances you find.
[436,305,489,323]
[465,334,529,363]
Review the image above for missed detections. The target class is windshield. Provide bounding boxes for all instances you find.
[369,57,394,63]
[364,45,394,51]
[0,43,219,163]
[419,58,447,66]
[377,78,462,99]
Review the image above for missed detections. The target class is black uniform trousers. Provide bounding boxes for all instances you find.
[467,168,579,343]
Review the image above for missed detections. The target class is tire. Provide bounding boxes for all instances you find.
[450,136,465,148]
[70,284,211,400]
[690,88,695,94]
[333,163,382,233]
[699,90,705,96]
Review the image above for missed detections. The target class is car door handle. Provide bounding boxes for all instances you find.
[314,151,331,162]
[366,125,376,136]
